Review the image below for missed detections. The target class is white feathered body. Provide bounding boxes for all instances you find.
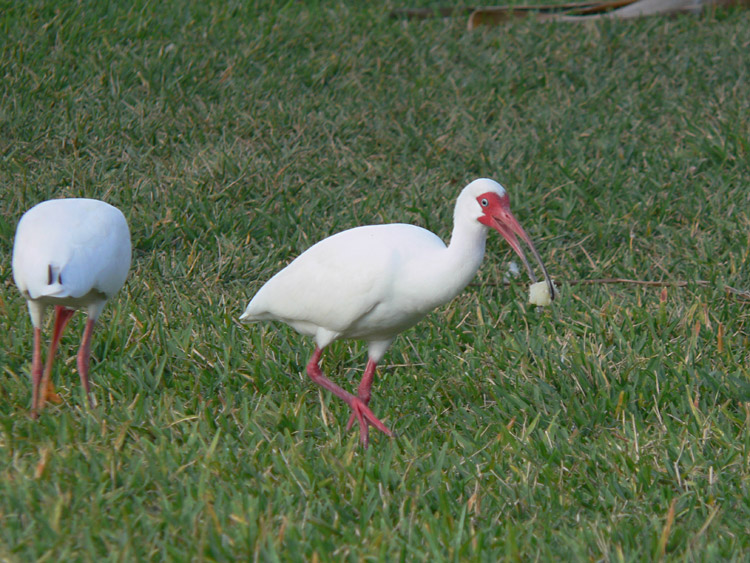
[12,198,131,326]
[241,193,491,360]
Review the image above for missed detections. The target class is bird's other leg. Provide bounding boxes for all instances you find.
[30,327,44,419]
[346,358,378,432]
[76,317,96,407]
[40,306,75,408]
[306,347,392,448]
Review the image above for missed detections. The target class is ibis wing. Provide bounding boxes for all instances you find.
[12,199,131,301]
[57,210,131,299]
[243,224,447,336]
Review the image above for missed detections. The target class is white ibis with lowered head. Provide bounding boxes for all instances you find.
[12,198,131,418]
[240,178,554,447]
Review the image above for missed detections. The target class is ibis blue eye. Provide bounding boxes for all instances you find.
[480,198,489,207]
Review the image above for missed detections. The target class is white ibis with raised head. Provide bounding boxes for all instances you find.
[240,178,554,447]
[12,198,131,418]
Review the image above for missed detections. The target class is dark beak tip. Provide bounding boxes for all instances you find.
[548,279,557,301]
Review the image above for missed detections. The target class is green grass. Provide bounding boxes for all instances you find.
[1,0,749,560]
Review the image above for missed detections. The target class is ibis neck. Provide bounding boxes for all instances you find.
[447,218,489,281]
[424,219,488,307]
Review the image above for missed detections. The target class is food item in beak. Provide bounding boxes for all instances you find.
[528,281,555,307]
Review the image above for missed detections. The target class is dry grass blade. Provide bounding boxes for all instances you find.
[483,278,750,300]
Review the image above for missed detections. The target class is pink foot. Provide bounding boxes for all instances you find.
[306,348,391,448]
[42,381,63,405]
[348,398,392,448]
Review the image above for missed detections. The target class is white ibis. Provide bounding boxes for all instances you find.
[240,178,554,447]
[12,198,131,418]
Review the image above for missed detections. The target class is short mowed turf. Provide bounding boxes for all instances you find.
[1,1,749,560]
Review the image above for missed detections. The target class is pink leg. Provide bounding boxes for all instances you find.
[76,318,96,407]
[30,327,44,419]
[39,306,76,408]
[306,347,392,448]
[346,358,378,432]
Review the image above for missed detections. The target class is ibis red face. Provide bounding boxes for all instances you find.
[476,192,555,300]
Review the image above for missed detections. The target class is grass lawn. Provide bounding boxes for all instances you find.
[1,0,749,560]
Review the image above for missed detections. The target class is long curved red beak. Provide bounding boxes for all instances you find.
[486,206,556,301]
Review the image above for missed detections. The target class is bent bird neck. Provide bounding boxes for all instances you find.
[439,219,489,300]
